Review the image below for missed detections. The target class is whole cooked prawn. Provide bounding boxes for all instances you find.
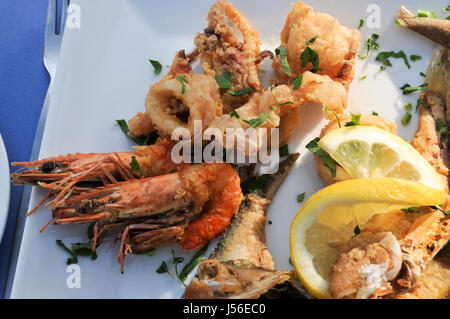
[11,136,177,215]
[50,162,242,272]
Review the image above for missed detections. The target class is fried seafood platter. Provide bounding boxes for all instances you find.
[9,0,450,299]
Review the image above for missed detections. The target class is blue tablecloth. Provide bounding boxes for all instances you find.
[0,0,49,298]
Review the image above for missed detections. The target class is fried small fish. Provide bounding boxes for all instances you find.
[397,6,450,48]
[184,153,312,299]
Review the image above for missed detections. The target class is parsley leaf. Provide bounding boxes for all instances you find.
[279,144,289,157]
[375,51,411,69]
[372,111,379,116]
[56,240,78,265]
[324,107,341,128]
[241,175,268,194]
[130,156,144,175]
[270,85,293,106]
[242,112,269,128]
[410,55,422,62]
[344,114,361,127]
[431,205,450,215]
[139,249,156,256]
[116,119,148,146]
[306,138,337,177]
[400,83,431,95]
[358,34,379,59]
[418,9,430,17]
[230,110,240,119]
[402,207,418,213]
[178,244,208,285]
[306,36,318,45]
[176,75,188,94]
[353,225,361,236]
[297,193,305,203]
[293,75,303,90]
[215,71,231,89]
[228,88,253,96]
[436,118,448,135]
[300,47,320,73]
[402,112,412,125]
[148,59,162,75]
[358,19,364,30]
[275,46,291,76]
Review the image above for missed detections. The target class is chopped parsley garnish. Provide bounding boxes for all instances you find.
[410,55,422,62]
[431,205,450,215]
[300,47,320,73]
[228,88,253,96]
[215,71,231,89]
[444,6,450,12]
[400,83,431,95]
[242,112,269,128]
[149,59,162,75]
[436,118,448,135]
[297,193,305,203]
[402,112,412,125]
[306,138,337,177]
[353,225,361,236]
[275,46,291,76]
[156,261,171,276]
[372,111,379,116]
[395,18,401,26]
[230,110,240,119]
[375,51,411,69]
[359,75,367,81]
[446,16,450,20]
[116,119,148,145]
[325,107,341,128]
[56,240,78,265]
[358,34,379,59]
[176,75,188,94]
[139,249,156,256]
[293,75,303,90]
[279,144,289,157]
[401,207,418,213]
[404,102,412,111]
[178,244,208,285]
[380,66,386,71]
[268,220,272,225]
[56,239,97,265]
[416,99,428,112]
[306,36,318,45]
[358,19,364,30]
[344,114,361,127]
[130,156,144,175]
[420,72,426,77]
[418,9,430,17]
[270,85,293,106]
[241,174,268,194]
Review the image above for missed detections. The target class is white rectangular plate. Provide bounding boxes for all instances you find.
[11,0,445,298]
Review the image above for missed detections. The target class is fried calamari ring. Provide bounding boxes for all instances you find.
[273,1,360,88]
[291,71,348,120]
[276,72,348,145]
[145,51,223,137]
[195,0,273,111]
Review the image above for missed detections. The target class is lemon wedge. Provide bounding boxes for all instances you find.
[289,178,445,299]
[318,126,445,191]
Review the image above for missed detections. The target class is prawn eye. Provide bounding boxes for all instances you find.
[41,161,56,173]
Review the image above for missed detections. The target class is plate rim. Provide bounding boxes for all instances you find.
[0,133,11,242]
